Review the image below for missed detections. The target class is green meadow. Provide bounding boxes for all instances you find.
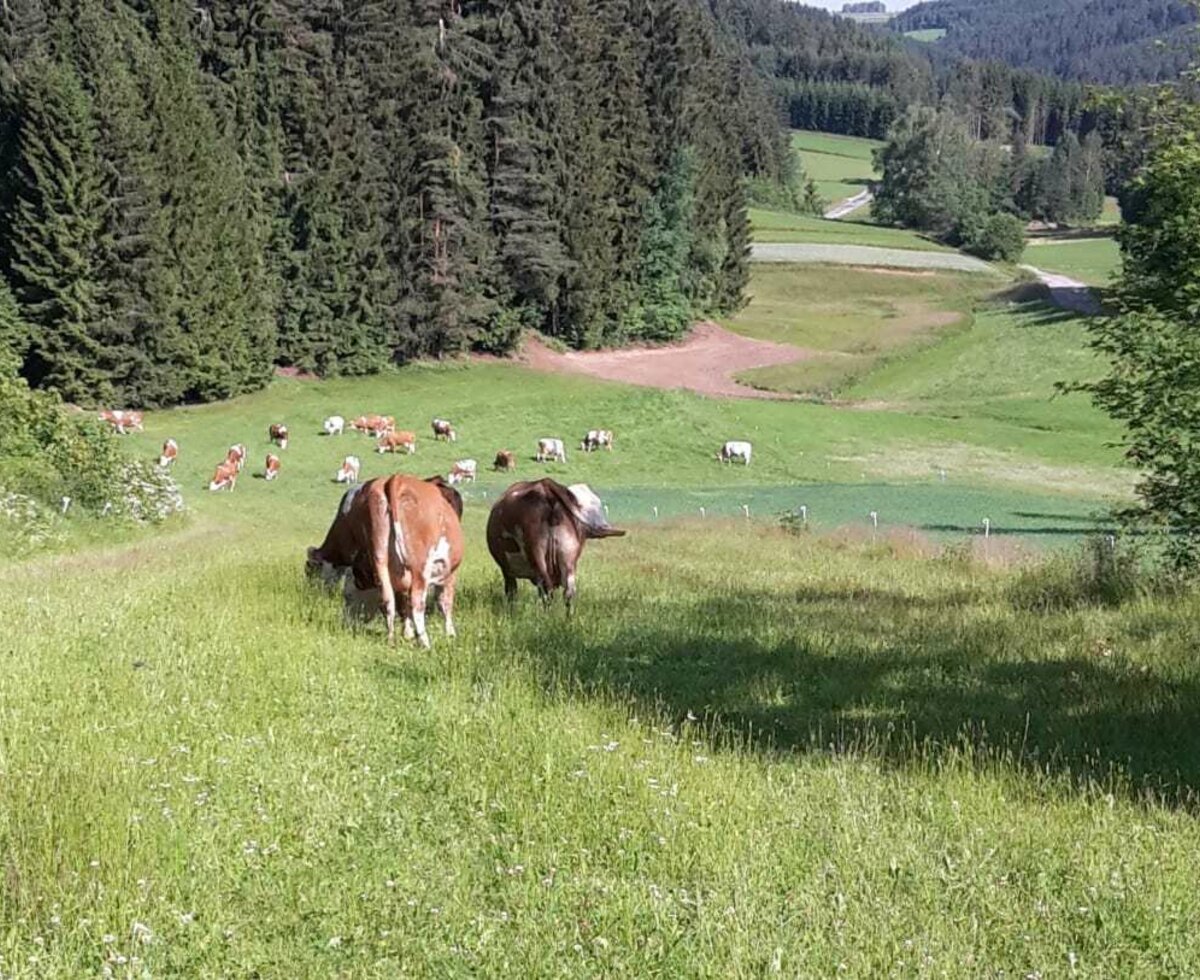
[791,130,882,206]
[1023,235,1123,288]
[6,189,1193,975]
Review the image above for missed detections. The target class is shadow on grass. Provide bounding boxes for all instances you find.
[510,584,1200,810]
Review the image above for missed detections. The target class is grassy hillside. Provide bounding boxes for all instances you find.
[1022,235,1122,287]
[727,266,979,396]
[904,27,947,40]
[791,130,882,207]
[4,500,1200,974]
[750,210,947,251]
[3,254,1173,974]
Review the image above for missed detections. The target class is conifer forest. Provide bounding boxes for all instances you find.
[0,0,789,405]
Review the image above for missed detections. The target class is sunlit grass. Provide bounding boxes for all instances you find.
[3,518,1200,975]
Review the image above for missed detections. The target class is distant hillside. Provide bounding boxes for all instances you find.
[892,0,1197,83]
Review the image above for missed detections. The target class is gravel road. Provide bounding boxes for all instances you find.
[823,189,873,220]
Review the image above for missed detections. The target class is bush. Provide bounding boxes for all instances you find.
[960,212,1026,262]
[0,374,182,525]
[0,488,63,555]
[1008,536,1153,611]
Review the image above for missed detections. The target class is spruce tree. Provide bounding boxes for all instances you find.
[4,54,107,404]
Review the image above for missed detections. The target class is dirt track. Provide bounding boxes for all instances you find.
[518,321,810,400]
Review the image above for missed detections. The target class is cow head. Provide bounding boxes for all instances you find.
[567,484,626,539]
[425,475,463,519]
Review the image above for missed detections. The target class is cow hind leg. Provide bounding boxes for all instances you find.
[438,577,457,637]
[409,579,430,649]
[564,571,578,617]
[502,574,518,607]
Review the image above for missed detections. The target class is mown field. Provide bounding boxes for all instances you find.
[1023,235,1123,287]
[749,210,946,251]
[3,230,1182,974]
[790,130,882,207]
[727,266,979,397]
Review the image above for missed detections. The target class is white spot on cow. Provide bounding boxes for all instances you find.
[424,535,451,586]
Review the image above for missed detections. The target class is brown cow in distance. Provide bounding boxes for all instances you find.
[268,423,289,450]
[486,479,624,611]
[376,430,416,454]
[307,475,464,646]
[493,450,516,472]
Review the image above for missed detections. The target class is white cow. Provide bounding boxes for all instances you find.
[323,415,345,436]
[718,440,752,465]
[448,459,477,485]
[581,429,614,452]
[537,438,567,463]
[335,455,361,484]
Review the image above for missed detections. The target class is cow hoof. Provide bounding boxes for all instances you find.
[417,634,431,651]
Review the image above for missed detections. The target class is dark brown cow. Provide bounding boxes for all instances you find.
[486,479,624,610]
[493,450,516,472]
[307,475,464,646]
[268,423,289,450]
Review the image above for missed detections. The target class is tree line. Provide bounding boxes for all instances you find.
[0,0,790,406]
[893,0,1197,85]
[872,105,1106,260]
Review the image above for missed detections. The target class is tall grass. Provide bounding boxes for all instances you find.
[3,516,1200,974]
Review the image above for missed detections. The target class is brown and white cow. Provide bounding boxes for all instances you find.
[264,453,281,481]
[227,444,248,472]
[351,414,394,437]
[494,450,516,472]
[376,430,416,454]
[209,459,239,492]
[99,409,144,434]
[581,429,614,452]
[268,423,289,450]
[306,475,464,647]
[431,418,457,442]
[486,479,624,611]
[335,455,361,484]
[448,459,477,485]
[536,438,567,463]
[159,439,178,468]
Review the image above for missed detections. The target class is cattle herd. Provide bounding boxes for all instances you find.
[99,406,754,644]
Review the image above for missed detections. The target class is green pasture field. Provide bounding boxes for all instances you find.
[1023,235,1122,287]
[728,265,979,397]
[750,209,947,251]
[791,130,881,207]
[5,498,1200,975]
[904,27,947,41]
[1,258,1169,974]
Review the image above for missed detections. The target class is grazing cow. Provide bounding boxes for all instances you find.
[306,475,464,647]
[718,440,752,466]
[536,438,567,463]
[336,455,361,484]
[431,418,457,442]
[581,429,614,452]
[99,409,144,435]
[351,415,394,437]
[448,459,477,485]
[265,453,281,481]
[323,415,345,436]
[227,444,248,471]
[486,479,625,611]
[494,450,516,472]
[209,459,239,492]
[159,438,178,468]
[377,430,417,455]
[268,423,289,450]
